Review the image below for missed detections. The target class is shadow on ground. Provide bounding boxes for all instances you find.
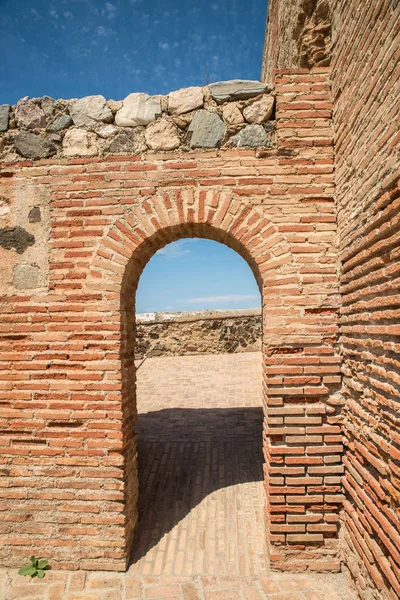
[129,407,264,567]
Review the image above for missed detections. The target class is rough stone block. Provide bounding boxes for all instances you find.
[231,124,271,147]
[15,97,47,129]
[243,95,274,123]
[222,103,244,125]
[0,104,10,132]
[187,110,226,148]
[168,86,204,115]
[145,119,180,150]
[0,226,35,254]
[46,113,73,133]
[13,262,41,289]
[62,128,98,157]
[115,93,162,127]
[209,80,270,103]
[69,95,113,127]
[28,207,41,223]
[105,129,146,154]
[14,132,57,159]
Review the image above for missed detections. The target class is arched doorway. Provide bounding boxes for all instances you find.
[118,221,267,566]
[87,189,341,571]
[130,238,264,575]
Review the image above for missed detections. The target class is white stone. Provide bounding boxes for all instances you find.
[144,120,180,151]
[96,124,118,139]
[222,103,244,126]
[168,87,204,115]
[115,93,162,127]
[15,97,46,129]
[62,128,98,157]
[243,95,275,124]
[107,99,123,113]
[69,95,113,127]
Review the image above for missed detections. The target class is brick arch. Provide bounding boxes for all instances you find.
[81,189,340,571]
[86,189,295,298]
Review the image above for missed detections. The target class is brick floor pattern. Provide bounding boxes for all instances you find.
[0,353,357,599]
[131,352,266,577]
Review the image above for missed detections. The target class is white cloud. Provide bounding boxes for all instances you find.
[96,25,116,37]
[102,2,116,19]
[185,294,259,304]
[156,240,192,259]
[158,42,170,50]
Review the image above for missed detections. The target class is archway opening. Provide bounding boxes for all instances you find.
[122,231,267,576]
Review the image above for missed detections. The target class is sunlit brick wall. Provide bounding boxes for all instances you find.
[331,1,400,598]
[0,71,344,571]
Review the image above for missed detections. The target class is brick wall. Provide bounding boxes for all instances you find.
[330,1,400,598]
[0,70,343,572]
[262,0,400,597]
[261,0,331,87]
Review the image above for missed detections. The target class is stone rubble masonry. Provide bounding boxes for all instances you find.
[0,82,276,161]
[135,309,262,358]
[0,69,341,573]
[262,1,400,599]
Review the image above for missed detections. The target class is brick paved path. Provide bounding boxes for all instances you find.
[0,353,357,600]
[0,570,357,600]
[132,353,268,576]
[131,353,266,577]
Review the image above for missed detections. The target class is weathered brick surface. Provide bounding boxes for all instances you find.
[263,1,400,596]
[331,1,400,598]
[0,569,358,600]
[0,70,342,571]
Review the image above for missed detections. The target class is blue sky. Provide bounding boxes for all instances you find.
[1,0,267,312]
[0,0,268,104]
[136,239,261,313]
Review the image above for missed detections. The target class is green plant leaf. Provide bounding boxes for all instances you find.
[36,569,45,579]
[18,565,36,576]
[38,559,48,569]
[30,555,36,564]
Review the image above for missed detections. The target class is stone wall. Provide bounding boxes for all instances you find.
[0,70,343,572]
[135,309,262,358]
[262,1,400,598]
[0,81,275,162]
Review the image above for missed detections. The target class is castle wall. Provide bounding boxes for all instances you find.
[331,1,400,598]
[0,72,344,571]
[262,1,400,597]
